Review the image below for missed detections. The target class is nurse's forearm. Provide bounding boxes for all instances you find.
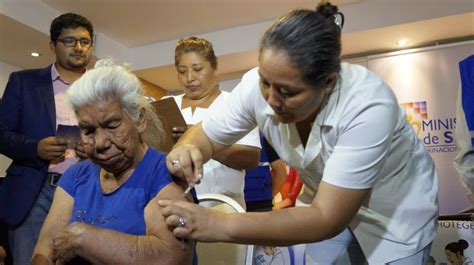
[213,145,260,170]
[216,182,369,246]
[219,207,340,246]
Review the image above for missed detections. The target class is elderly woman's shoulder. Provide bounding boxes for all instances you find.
[74,158,96,169]
[62,159,97,179]
[136,148,174,187]
[140,148,169,172]
[57,159,98,190]
[146,147,167,159]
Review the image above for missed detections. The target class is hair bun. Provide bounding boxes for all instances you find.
[94,59,115,68]
[316,1,344,29]
[459,239,469,250]
[316,1,339,18]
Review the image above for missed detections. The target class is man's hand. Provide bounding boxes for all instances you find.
[37,136,67,161]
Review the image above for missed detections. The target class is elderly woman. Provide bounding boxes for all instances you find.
[31,60,195,265]
[169,37,261,207]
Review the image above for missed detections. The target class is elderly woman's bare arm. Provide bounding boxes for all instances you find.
[31,188,74,265]
[56,182,194,265]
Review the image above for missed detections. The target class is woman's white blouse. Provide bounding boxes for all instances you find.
[202,63,439,263]
[170,91,261,207]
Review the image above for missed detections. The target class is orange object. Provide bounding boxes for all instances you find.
[277,167,303,208]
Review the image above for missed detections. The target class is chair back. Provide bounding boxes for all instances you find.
[196,193,254,265]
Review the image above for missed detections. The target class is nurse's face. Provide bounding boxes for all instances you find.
[258,48,327,124]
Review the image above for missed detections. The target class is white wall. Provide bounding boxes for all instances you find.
[0,61,20,176]
[220,78,241,92]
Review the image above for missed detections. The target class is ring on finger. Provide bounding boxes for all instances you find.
[172,159,180,165]
[178,216,186,227]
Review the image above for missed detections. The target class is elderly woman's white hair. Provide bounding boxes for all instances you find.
[67,59,164,148]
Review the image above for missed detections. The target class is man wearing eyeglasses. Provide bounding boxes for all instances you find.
[0,13,93,265]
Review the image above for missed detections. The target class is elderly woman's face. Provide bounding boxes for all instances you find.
[176,52,218,100]
[258,48,327,124]
[77,98,144,175]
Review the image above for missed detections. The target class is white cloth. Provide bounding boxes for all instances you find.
[454,86,474,207]
[464,257,473,265]
[169,91,261,207]
[202,64,439,264]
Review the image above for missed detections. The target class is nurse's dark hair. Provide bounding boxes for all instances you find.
[259,1,343,89]
[445,239,469,255]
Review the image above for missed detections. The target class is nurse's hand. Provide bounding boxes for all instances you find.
[166,144,204,187]
[159,199,227,242]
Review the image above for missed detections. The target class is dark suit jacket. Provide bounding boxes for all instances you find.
[0,65,56,225]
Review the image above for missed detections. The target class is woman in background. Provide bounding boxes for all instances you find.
[170,37,261,207]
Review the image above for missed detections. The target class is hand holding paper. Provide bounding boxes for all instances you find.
[37,136,67,161]
[56,124,81,149]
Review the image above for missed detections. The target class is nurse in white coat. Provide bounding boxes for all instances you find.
[160,2,439,264]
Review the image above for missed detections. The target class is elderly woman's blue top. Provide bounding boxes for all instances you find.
[59,148,172,235]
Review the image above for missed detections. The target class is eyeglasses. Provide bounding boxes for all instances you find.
[56,37,92,48]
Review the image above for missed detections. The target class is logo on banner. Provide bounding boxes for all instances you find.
[401,101,457,153]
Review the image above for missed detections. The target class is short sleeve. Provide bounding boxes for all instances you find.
[203,68,259,145]
[234,127,261,148]
[323,97,399,189]
[58,165,78,197]
[146,151,174,201]
[144,150,199,203]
